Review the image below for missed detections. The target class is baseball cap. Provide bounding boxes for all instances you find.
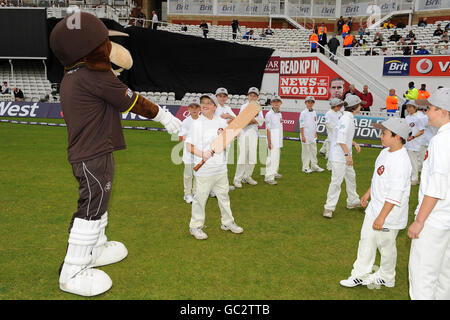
[305,96,315,102]
[330,98,344,107]
[199,93,218,106]
[416,87,450,111]
[344,94,361,107]
[271,95,282,102]
[187,97,200,107]
[405,100,418,107]
[215,87,228,96]
[373,118,411,140]
[248,87,260,96]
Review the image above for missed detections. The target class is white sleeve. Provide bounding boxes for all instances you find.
[336,118,349,144]
[385,156,411,206]
[265,113,273,130]
[185,122,198,146]
[299,111,305,128]
[424,141,449,199]
[178,120,188,137]
[225,107,236,117]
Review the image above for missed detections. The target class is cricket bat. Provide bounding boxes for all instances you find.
[193,101,262,171]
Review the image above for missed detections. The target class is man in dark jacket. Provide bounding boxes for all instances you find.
[231,19,240,40]
[328,35,340,61]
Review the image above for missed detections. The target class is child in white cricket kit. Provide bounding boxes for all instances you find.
[264,96,283,185]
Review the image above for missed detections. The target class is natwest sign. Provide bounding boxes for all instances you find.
[279,57,348,100]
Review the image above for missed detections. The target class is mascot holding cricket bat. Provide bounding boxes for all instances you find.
[50,11,181,296]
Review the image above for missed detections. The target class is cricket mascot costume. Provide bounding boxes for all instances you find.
[50,12,181,296]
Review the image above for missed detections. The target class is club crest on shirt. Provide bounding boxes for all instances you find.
[409,122,415,127]
[377,165,385,176]
[424,150,429,161]
[217,128,224,135]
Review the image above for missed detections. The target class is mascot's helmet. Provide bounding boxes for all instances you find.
[50,12,108,67]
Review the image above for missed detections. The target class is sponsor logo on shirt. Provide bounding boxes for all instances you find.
[377,165,385,176]
[217,128,224,135]
[409,122,415,127]
[126,88,133,98]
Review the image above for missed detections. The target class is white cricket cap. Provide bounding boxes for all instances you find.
[215,87,228,96]
[405,100,418,107]
[330,98,344,107]
[373,118,411,140]
[187,97,200,107]
[199,94,219,106]
[271,95,282,102]
[416,87,450,111]
[248,87,260,96]
[344,94,361,107]
[305,96,315,102]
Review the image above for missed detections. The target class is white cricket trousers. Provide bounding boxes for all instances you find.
[324,161,360,211]
[183,163,195,195]
[190,172,235,229]
[418,145,427,172]
[320,138,330,158]
[265,147,280,181]
[409,224,450,300]
[351,215,400,283]
[301,142,318,171]
[407,150,420,181]
[234,130,258,181]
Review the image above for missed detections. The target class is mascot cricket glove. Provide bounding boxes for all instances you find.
[153,105,182,134]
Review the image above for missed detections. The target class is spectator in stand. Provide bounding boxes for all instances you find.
[243,29,256,41]
[397,37,407,49]
[347,17,353,31]
[386,89,399,116]
[417,84,430,100]
[396,20,406,29]
[13,87,24,101]
[136,8,145,27]
[231,19,240,40]
[440,31,449,43]
[418,17,427,27]
[403,45,412,56]
[343,32,354,56]
[439,43,450,54]
[389,30,401,42]
[318,23,328,54]
[344,84,358,100]
[180,23,188,32]
[327,34,340,61]
[408,37,418,52]
[342,22,350,39]
[415,45,430,55]
[406,30,416,40]
[265,28,274,36]
[310,29,319,53]
[446,22,450,30]
[337,16,345,35]
[199,20,209,38]
[373,31,384,42]
[365,48,379,56]
[375,38,383,47]
[151,10,158,30]
[433,24,444,37]
[1,81,9,94]
[355,85,373,112]
[355,34,367,47]
[358,27,365,37]
[380,47,392,55]
[383,19,395,29]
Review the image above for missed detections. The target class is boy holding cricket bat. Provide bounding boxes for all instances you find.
[340,118,412,288]
[185,94,244,240]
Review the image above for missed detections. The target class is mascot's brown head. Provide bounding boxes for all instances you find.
[50,12,132,75]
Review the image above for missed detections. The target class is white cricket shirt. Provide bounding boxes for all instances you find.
[185,115,228,177]
[414,122,450,230]
[366,147,412,230]
[299,108,318,144]
[405,112,425,152]
[329,111,355,163]
[240,102,264,134]
[215,104,236,119]
[265,109,283,149]
[179,116,197,164]
[324,109,342,136]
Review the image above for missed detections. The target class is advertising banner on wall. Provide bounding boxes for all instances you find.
[0,101,387,140]
[278,57,350,100]
[383,56,450,77]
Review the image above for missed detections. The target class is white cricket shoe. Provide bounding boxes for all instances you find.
[189,228,208,240]
[265,179,278,185]
[233,180,242,188]
[221,222,244,234]
[91,241,128,268]
[274,173,283,179]
[60,266,112,297]
[339,276,370,288]
[368,274,395,288]
[347,202,363,209]
[303,168,313,174]
[184,194,194,204]
[312,166,325,172]
[243,177,258,185]
[323,209,333,218]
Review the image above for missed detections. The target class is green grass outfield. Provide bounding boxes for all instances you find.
[0,118,419,300]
